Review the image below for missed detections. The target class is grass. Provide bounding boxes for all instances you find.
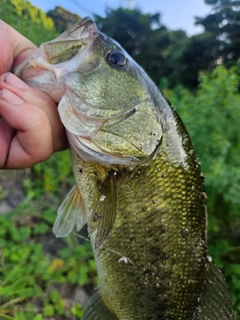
[0,151,98,319]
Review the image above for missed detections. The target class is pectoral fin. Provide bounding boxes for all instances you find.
[82,287,117,320]
[53,185,87,237]
[88,172,117,251]
[197,262,236,319]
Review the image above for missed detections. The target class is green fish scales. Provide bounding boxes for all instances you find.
[14,17,236,320]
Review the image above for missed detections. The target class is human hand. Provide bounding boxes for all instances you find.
[0,20,67,169]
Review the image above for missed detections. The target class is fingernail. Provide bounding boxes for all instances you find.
[1,89,24,105]
[4,72,28,89]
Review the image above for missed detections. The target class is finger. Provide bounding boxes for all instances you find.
[0,117,15,168]
[0,73,68,152]
[0,89,53,169]
[0,20,36,72]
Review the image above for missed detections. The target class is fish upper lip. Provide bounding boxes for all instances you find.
[73,17,95,31]
[76,17,98,38]
[56,17,98,42]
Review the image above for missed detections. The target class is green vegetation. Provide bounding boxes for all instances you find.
[95,0,240,89]
[0,0,240,318]
[47,6,81,33]
[164,65,240,313]
[0,0,59,45]
[0,151,98,319]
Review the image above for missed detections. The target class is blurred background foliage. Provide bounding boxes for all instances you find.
[0,0,239,318]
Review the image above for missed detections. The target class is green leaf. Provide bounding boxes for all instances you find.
[0,314,15,320]
[43,303,55,316]
[32,315,43,320]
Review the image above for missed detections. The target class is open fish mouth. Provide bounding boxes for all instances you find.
[13,17,99,100]
[43,17,97,65]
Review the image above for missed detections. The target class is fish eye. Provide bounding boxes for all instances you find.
[106,51,127,68]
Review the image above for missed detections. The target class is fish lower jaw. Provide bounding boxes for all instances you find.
[67,131,139,166]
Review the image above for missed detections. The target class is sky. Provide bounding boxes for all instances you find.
[29,0,212,36]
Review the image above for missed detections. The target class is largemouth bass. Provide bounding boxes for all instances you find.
[14,17,235,319]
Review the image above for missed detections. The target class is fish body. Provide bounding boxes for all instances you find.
[14,17,235,319]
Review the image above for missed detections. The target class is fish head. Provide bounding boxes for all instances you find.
[15,17,163,166]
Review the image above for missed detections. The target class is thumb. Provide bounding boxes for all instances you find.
[0,20,37,75]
